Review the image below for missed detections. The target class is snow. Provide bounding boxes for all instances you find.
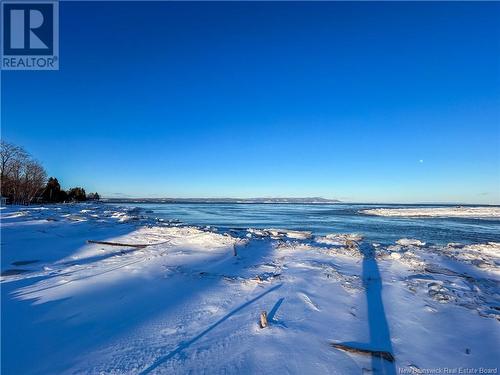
[1,204,499,374]
[361,206,500,218]
[396,238,426,247]
[247,228,312,240]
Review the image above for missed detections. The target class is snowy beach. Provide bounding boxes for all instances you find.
[3,0,500,373]
[1,204,499,374]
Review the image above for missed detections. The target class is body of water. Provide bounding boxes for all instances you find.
[110,203,500,245]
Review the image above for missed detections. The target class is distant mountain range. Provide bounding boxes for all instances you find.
[102,197,341,204]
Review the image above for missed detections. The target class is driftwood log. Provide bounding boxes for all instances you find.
[86,240,148,248]
[330,343,395,362]
[260,311,268,328]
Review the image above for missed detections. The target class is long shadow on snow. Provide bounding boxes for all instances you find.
[1,219,142,375]
[333,243,396,374]
[136,238,280,373]
[360,243,396,375]
[9,233,279,373]
[141,283,283,374]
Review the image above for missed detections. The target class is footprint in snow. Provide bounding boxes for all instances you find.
[298,292,320,311]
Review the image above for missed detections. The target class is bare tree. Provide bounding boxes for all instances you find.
[23,160,47,203]
[0,141,27,177]
[0,141,47,204]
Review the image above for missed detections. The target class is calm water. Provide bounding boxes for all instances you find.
[112,203,500,245]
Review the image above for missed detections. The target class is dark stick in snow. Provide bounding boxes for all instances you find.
[330,343,395,362]
[87,239,171,248]
[86,240,148,248]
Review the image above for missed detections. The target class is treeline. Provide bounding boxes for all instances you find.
[1,141,100,205]
[42,177,100,203]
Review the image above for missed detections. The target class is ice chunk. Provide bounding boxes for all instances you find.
[361,207,500,218]
[396,238,426,247]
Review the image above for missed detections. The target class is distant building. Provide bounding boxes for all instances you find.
[1,196,8,206]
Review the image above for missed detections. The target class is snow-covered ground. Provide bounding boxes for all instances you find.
[1,204,499,374]
[361,206,500,218]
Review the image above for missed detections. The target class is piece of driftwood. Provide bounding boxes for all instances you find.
[330,343,395,362]
[260,311,268,328]
[424,265,460,277]
[87,240,148,248]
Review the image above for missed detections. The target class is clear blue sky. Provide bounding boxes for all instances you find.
[2,2,499,203]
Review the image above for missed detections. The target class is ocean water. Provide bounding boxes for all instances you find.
[110,203,500,245]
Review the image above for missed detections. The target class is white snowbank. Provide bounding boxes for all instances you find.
[315,233,363,246]
[436,242,500,274]
[361,206,500,218]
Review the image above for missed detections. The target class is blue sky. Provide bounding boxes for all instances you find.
[2,2,499,203]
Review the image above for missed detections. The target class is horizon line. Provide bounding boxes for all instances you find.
[99,197,500,206]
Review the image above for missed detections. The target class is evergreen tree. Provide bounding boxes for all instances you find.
[67,187,87,202]
[58,189,68,202]
[42,177,61,202]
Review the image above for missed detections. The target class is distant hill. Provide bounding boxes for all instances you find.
[102,197,341,204]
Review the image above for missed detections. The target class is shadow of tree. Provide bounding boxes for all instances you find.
[140,283,283,374]
[6,231,281,373]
